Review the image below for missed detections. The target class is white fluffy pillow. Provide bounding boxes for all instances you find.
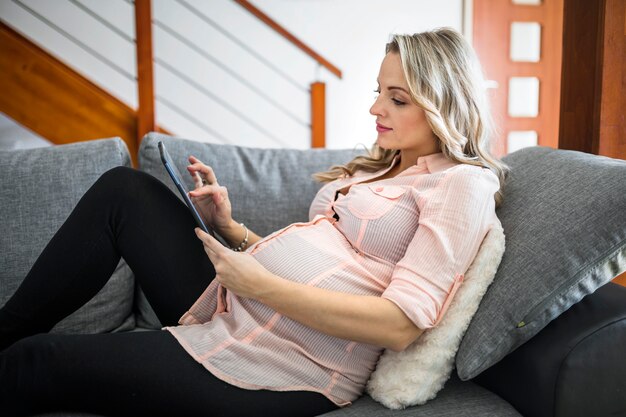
[366,224,506,409]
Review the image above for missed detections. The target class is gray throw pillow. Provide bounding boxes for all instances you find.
[0,138,136,334]
[136,132,361,328]
[456,146,626,380]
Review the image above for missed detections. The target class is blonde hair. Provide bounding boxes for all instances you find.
[314,28,508,206]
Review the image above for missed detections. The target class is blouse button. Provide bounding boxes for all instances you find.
[375,187,384,192]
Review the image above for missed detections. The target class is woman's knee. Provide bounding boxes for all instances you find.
[97,166,141,191]
[92,166,164,207]
[0,334,61,412]
[1,333,61,377]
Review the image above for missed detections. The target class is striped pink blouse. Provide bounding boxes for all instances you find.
[165,152,501,406]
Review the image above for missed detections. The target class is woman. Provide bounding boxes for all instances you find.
[0,28,506,416]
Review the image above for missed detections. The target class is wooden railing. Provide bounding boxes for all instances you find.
[0,17,170,166]
[0,21,140,162]
[233,0,342,79]
[233,0,343,148]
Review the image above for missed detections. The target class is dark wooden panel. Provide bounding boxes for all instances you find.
[596,0,626,160]
[559,0,625,159]
[558,0,603,154]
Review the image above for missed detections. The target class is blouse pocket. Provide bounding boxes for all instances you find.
[347,185,407,220]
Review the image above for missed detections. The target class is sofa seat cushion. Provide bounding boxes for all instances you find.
[321,373,520,417]
[0,138,135,334]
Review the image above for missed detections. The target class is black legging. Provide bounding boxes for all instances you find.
[0,167,337,417]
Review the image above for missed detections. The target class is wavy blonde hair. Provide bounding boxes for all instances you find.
[313,28,508,206]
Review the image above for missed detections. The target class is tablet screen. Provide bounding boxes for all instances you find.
[158,141,214,236]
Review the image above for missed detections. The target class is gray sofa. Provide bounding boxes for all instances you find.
[1,132,625,417]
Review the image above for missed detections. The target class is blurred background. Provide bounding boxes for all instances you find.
[0,0,624,163]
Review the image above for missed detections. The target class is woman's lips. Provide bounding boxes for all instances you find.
[376,123,392,133]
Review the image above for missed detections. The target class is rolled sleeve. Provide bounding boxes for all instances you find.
[382,165,499,329]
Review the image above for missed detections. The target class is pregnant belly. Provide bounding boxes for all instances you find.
[251,221,393,294]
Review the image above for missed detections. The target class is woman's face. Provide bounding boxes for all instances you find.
[369,52,439,161]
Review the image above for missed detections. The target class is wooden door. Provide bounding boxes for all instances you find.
[472,0,564,157]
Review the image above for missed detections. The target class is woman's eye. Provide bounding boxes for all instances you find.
[392,98,406,106]
[373,88,380,95]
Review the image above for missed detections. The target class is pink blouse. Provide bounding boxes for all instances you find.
[165,152,501,406]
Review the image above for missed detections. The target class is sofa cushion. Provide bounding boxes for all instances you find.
[456,146,626,380]
[0,138,136,334]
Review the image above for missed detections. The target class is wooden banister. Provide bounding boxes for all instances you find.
[0,21,170,165]
[0,21,138,160]
[135,0,156,144]
[233,0,342,80]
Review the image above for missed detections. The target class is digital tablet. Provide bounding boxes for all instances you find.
[158,141,214,236]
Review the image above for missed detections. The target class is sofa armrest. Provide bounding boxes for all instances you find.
[473,282,626,417]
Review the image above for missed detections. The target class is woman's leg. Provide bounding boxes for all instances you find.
[0,331,338,417]
[0,167,216,349]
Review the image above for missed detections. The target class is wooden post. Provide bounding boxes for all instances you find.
[559,0,626,160]
[311,82,325,148]
[135,0,156,153]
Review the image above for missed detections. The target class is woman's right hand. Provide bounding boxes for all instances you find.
[186,155,233,233]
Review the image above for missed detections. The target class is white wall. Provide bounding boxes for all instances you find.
[0,0,464,150]
[0,112,51,150]
[252,0,464,150]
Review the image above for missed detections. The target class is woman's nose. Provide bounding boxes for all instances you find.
[370,96,383,116]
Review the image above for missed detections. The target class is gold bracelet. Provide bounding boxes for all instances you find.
[231,223,249,252]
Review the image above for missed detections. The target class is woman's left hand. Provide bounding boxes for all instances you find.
[194,228,276,300]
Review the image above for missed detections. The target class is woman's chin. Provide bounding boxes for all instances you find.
[376,137,393,149]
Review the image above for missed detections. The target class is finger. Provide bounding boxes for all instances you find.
[187,168,207,191]
[195,228,216,257]
[193,171,203,189]
[186,163,203,187]
[195,227,225,254]
[188,183,222,198]
[187,161,218,186]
